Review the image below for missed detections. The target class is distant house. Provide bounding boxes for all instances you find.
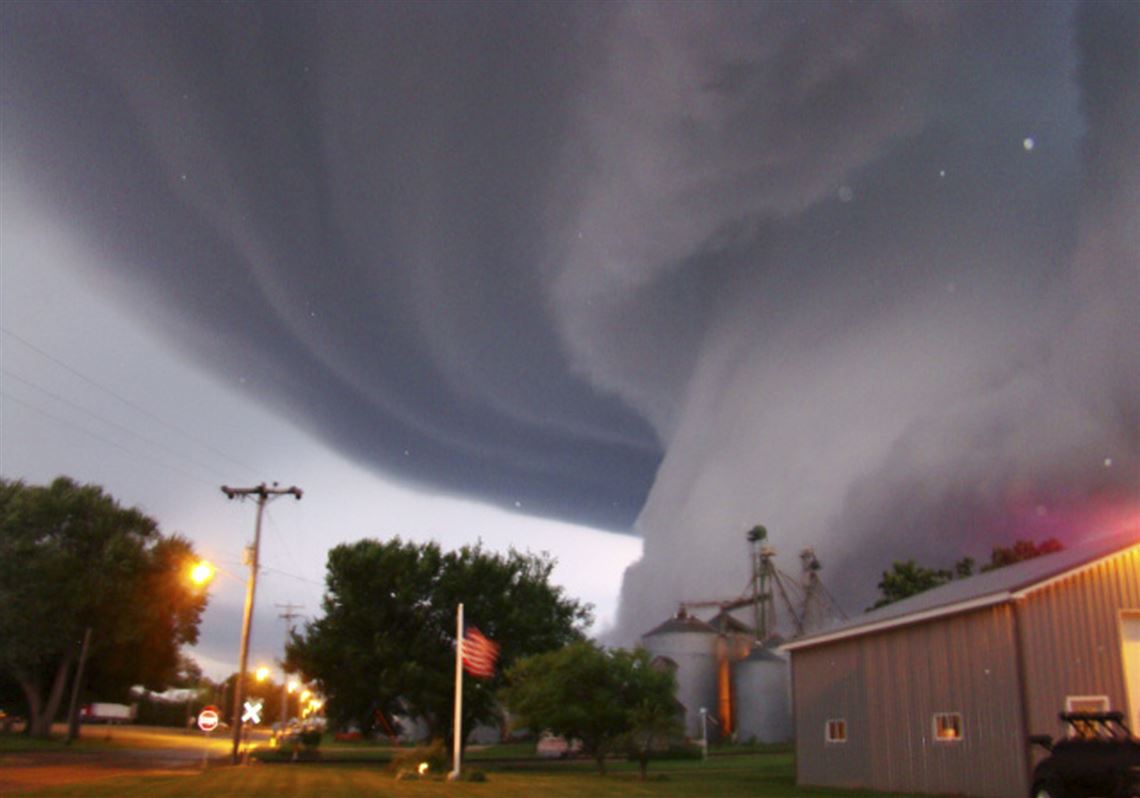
[783,530,1140,798]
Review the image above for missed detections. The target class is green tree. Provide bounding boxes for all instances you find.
[953,556,976,578]
[616,649,681,781]
[982,538,1063,571]
[870,560,953,610]
[502,643,679,777]
[286,538,590,749]
[0,477,208,736]
[871,539,1065,609]
[212,670,286,727]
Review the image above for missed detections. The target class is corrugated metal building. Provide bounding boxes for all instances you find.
[783,531,1140,798]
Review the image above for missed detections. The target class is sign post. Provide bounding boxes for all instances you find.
[198,705,220,732]
[198,705,219,768]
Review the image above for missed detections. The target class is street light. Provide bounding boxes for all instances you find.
[190,560,216,587]
[281,679,300,727]
[255,666,270,683]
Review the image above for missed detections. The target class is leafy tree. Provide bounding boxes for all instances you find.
[953,556,976,578]
[0,477,207,736]
[871,539,1065,609]
[286,538,590,750]
[617,650,682,781]
[982,538,1063,571]
[870,560,953,610]
[501,643,679,777]
[212,670,287,727]
[170,653,204,689]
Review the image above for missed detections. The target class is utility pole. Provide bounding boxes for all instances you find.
[221,483,302,764]
[276,602,304,726]
[64,627,92,743]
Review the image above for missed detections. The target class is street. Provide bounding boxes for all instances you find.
[0,724,273,795]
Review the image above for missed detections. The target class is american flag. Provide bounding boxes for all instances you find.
[461,626,500,678]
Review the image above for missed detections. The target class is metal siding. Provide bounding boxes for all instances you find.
[792,605,1027,798]
[1021,548,1140,744]
[642,630,718,738]
[793,642,870,787]
[735,658,793,743]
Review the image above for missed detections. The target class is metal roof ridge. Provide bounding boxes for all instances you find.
[1010,544,1139,599]
[782,533,1140,652]
[780,591,1012,651]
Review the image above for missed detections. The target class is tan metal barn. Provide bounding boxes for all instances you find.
[783,531,1140,798]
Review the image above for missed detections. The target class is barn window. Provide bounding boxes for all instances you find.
[1065,695,1109,714]
[933,712,962,742]
[825,718,847,743]
[1065,696,1109,738]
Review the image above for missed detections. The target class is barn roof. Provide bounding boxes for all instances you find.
[783,528,1140,652]
[708,610,753,635]
[742,644,786,664]
[642,612,717,637]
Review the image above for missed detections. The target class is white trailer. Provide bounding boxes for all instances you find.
[80,703,136,724]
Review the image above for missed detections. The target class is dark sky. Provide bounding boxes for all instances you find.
[2,1,660,530]
[2,1,1137,649]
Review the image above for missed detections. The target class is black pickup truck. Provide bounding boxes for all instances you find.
[1029,712,1140,798]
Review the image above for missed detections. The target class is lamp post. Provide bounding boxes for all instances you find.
[699,707,708,760]
[282,680,298,728]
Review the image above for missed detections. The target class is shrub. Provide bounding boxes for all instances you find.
[627,742,703,761]
[389,738,448,779]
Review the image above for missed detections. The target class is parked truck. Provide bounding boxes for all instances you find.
[80,703,137,724]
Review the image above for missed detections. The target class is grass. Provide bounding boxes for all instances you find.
[9,750,911,798]
[0,733,114,753]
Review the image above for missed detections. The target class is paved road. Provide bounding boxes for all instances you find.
[0,724,272,795]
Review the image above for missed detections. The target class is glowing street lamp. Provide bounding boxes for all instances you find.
[255,666,271,683]
[189,560,216,587]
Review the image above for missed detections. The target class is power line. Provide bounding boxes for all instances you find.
[263,505,306,585]
[1,390,215,489]
[1,326,260,477]
[261,566,324,588]
[2,367,235,483]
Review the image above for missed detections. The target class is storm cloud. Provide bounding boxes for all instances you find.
[2,1,1136,641]
[2,1,658,530]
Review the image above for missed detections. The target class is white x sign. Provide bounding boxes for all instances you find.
[242,699,263,725]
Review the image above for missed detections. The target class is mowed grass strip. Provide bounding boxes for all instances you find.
[13,753,908,798]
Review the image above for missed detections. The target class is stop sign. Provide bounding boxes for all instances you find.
[198,707,219,732]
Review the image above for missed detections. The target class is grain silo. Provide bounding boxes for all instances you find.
[642,526,843,742]
[641,610,718,738]
[733,639,792,743]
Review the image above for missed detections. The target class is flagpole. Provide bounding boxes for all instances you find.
[449,602,464,780]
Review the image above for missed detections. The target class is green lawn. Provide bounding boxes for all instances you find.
[0,733,115,753]
[13,751,908,798]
